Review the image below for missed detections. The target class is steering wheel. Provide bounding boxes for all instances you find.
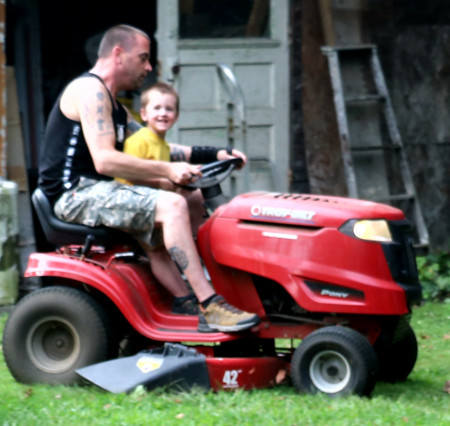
[183,157,243,190]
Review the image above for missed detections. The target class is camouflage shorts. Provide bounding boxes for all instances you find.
[54,177,162,246]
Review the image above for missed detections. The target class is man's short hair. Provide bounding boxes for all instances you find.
[97,24,149,58]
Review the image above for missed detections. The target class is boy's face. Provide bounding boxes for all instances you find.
[141,90,178,138]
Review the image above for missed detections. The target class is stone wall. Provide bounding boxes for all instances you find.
[0,180,19,305]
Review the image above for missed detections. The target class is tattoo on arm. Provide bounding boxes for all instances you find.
[170,146,187,162]
[91,91,114,136]
[168,247,189,271]
[97,119,105,131]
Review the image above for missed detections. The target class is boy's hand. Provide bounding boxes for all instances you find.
[217,148,247,169]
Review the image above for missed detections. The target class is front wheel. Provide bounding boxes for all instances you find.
[3,286,112,385]
[290,326,378,397]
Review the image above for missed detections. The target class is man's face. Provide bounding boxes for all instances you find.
[121,34,152,91]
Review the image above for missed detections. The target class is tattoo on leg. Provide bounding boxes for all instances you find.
[168,247,189,271]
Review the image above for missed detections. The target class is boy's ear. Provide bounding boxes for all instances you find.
[140,107,147,122]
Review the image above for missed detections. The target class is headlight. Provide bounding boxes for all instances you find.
[340,219,393,243]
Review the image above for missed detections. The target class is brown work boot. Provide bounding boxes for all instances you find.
[198,295,260,332]
[172,293,199,315]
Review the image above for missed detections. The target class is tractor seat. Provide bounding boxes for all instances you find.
[32,187,132,247]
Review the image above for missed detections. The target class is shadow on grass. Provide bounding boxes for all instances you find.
[372,377,445,402]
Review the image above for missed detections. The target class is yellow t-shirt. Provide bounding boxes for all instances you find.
[116,127,171,184]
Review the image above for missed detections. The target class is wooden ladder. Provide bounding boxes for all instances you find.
[322,44,429,249]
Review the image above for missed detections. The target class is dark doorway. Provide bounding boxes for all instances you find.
[6,0,158,252]
[38,0,158,120]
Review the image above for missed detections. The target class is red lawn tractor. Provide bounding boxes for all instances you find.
[2,159,421,397]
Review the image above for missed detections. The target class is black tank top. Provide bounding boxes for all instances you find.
[38,72,127,203]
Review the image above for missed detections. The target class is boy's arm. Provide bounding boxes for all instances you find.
[170,144,191,162]
[169,143,247,166]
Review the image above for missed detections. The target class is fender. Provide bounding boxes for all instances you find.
[25,252,235,343]
[25,252,154,329]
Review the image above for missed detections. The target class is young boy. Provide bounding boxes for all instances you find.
[120,82,247,316]
[118,82,206,234]
[118,82,180,188]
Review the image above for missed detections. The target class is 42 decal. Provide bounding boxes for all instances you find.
[222,369,242,389]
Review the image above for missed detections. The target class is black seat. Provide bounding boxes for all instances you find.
[32,188,131,247]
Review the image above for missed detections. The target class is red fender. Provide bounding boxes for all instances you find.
[25,252,236,343]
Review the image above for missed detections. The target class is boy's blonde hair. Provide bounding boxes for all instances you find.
[140,82,179,113]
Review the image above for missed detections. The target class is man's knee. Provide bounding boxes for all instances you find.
[155,191,189,222]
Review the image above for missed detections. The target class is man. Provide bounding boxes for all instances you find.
[38,24,259,333]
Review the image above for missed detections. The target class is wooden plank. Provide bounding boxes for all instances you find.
[319,0,337,46]
[319,0,368,46]
[246,0,269,37]
[6,67,28,191]
[5,66,38,286]
[0,0,6,178]
[302,0,347,196]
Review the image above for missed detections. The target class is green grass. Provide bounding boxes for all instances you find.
[1,302,449,425]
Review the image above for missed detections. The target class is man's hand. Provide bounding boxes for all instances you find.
[158,179,177,191]
[168,162,203,185]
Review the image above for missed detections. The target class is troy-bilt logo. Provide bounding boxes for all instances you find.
[251,204,316,221]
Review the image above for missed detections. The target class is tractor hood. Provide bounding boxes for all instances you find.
[215,192,405,228]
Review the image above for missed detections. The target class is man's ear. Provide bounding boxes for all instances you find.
[113,46,123,64]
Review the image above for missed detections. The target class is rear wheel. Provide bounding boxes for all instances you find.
[3,286,112,385]
[291,326,378,397]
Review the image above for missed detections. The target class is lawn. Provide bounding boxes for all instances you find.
[0,302,449,425]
